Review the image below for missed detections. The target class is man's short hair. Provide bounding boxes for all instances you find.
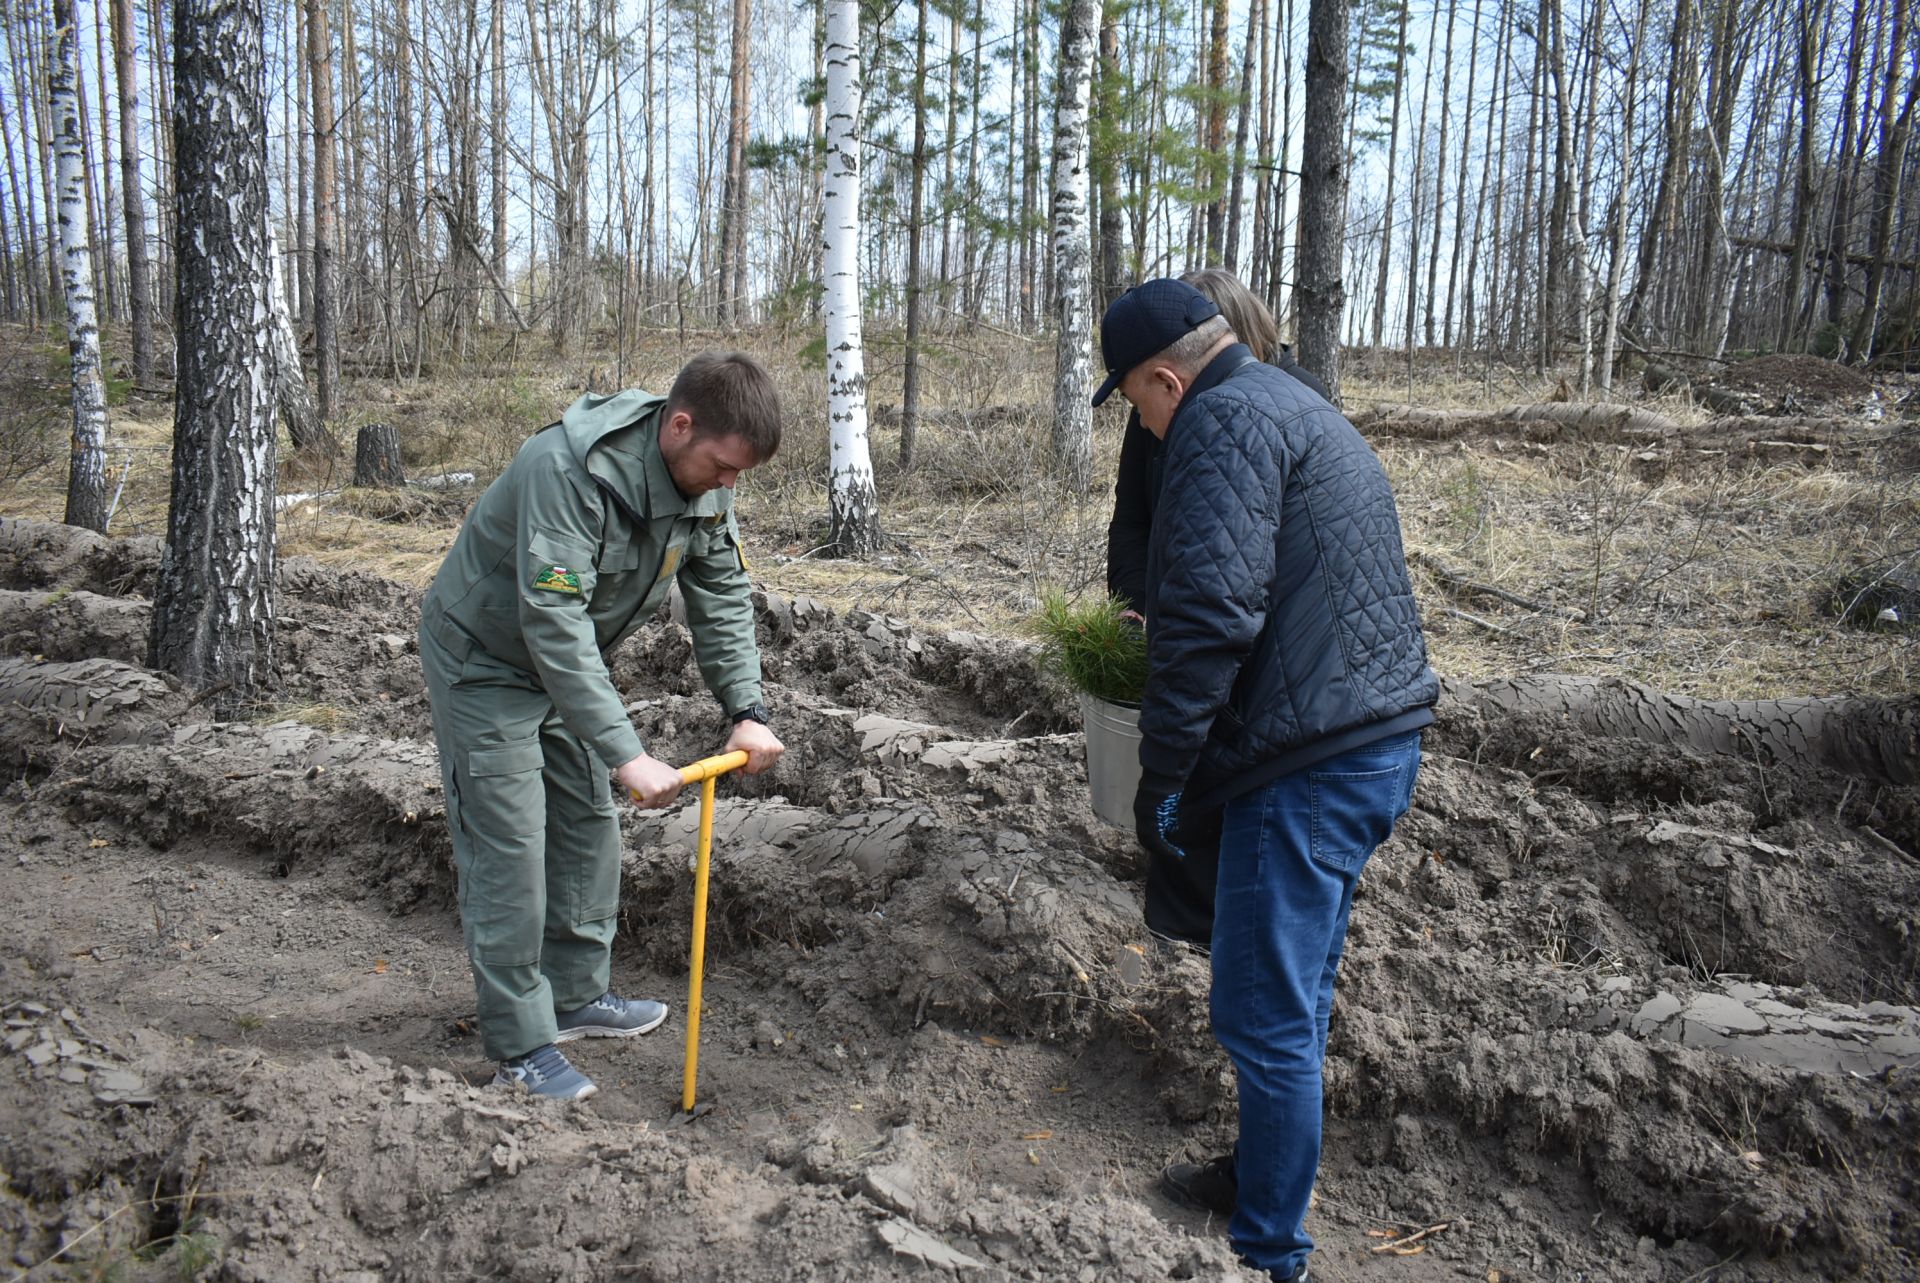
[665,351,783,462]
[1154,315,1233,375]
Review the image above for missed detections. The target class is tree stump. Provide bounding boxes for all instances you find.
[352,423,405,488]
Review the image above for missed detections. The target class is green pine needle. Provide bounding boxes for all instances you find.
[1031,589,1147,706]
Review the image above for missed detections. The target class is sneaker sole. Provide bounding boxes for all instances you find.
[553,1008,669,1043]
[490,1075,600,1101]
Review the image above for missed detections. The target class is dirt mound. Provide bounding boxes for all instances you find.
[1699,355,1877,415]
[1,517,1917,1281]
[1709,354,1874,400]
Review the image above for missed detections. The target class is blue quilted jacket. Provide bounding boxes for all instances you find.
[1140,345,1438,811]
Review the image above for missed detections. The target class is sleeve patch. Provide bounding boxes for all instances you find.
[532,564,582,594]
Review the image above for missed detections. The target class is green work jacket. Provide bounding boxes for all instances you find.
[420,389,762,769]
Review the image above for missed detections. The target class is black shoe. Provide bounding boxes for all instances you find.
[1159,1150,1237,1216]
[1234,1253,1307,1282]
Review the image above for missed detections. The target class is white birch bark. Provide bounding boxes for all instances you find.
[264,220,337,456]
[52,0,109,533]
[822,0,879,554]
[1049,0,1097,496]
[150,0,278,716]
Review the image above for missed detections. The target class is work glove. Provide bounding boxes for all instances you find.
[1134,787,1186,862]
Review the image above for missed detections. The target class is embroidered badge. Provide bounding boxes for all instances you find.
[532,564,582,594]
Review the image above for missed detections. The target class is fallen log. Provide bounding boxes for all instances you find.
[1450,675,1920,785]
[1506,402,1679,437]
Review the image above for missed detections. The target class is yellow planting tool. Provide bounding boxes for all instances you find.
[674,750,749,1116]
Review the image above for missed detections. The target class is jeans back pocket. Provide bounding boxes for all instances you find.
[1308,763,1406,873]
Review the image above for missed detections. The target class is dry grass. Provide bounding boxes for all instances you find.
[0,321,1911,700]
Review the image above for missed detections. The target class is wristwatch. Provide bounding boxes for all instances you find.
[730,702,772,726]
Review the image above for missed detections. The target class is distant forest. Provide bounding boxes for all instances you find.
[2,0,1915,377]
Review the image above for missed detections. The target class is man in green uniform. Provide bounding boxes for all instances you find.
[419,351,785,1100]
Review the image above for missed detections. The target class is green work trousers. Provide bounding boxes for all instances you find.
[420,626,623,1061]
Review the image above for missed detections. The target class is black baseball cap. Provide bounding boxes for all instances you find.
[1091,279,1223,407]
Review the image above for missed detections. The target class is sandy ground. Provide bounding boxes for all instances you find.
[0,437,1916,1282]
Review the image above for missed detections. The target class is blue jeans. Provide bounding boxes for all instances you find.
[1211,732,1422,1279]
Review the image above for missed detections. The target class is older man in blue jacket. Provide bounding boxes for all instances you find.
[1093,279,1438,1283]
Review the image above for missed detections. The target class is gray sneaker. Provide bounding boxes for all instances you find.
[554,992,669,1043]
[492,1043,597,1100]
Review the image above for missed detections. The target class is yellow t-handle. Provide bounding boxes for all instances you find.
[676,750,748,1112]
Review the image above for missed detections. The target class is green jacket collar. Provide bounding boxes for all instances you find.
[557,390,733,522]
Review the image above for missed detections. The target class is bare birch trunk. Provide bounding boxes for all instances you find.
[1050,0,1097,496]
[265,221,335,457]
[53,0,109,533]
[153,0,278,715]
[822,0,879,555]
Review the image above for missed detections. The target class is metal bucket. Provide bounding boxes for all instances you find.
[1080,692,1143,829]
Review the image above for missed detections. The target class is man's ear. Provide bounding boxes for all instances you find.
[661,409,695,445]
[1153,364,1186,401]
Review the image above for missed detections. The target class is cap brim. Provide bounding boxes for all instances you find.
[1091,372,1121,407]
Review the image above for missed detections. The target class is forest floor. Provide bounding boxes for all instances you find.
[0,325,1915,1282]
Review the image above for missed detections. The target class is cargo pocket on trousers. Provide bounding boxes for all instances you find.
[1308,764,1402,875]
[463,739,546,839]
[459,738,546,965]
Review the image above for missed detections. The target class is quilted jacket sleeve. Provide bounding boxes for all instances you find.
[1138,396,1285,795]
